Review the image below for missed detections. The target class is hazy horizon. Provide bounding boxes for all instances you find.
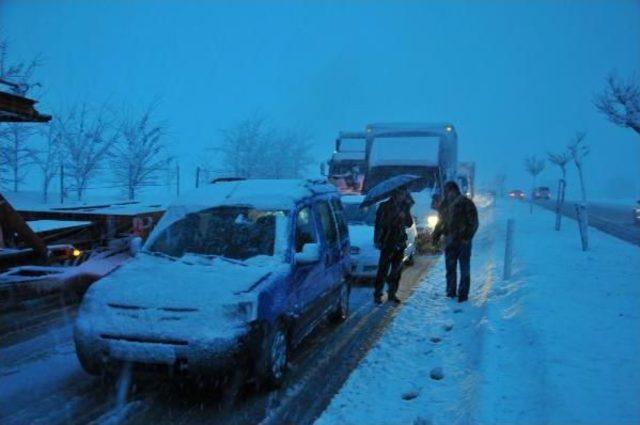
[2,0,639,200]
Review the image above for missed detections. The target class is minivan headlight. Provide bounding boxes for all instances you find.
[225,301,257,322]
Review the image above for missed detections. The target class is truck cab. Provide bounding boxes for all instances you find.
[327,131,367,194]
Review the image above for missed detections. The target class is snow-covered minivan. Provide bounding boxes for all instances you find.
[74,179,350,387]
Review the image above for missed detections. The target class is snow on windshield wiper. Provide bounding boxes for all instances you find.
[140,250,178,262]
[187,253,248,267]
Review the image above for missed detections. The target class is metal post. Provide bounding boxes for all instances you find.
[575,203,589,251]
[195,166,200,189]
[60,164,64,205]
[555,179,565,231]
[176,164,180,197]
[503,219,515,280]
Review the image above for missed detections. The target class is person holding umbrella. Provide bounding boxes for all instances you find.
[361,174,418,305]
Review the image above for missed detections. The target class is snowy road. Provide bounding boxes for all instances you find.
[0,256,436,425]
[534,199,640,246]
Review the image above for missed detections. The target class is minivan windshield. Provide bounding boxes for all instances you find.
[145,206,287,261]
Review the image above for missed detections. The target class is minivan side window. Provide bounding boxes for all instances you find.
[330,199,348,240]
[295,206,317,253]
[317,201,338,245]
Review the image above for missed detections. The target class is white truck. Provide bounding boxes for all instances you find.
[327,131,367,194]
[363,122,458,252]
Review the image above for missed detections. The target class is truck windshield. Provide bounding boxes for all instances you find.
[366,166,439,192]
[145,207,286,261]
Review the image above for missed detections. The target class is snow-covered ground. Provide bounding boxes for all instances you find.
[317,199,640,425]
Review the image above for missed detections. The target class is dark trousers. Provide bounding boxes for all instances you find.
[445,241,472,299]
[374,247,405,299]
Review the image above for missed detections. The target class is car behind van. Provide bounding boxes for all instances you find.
[342,195,416,280]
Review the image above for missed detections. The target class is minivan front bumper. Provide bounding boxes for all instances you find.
[74,319,261,377]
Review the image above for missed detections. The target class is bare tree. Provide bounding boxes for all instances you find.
[548,150,571,230]
[110,106,170,200]
[0,124,36,191]
[58,104,117,200]
[595,72,640,136]
[31,123,61,203]
[524,156,545,213]
[217,115,314,179]
[0,38,42,191]
[567,132,589,203]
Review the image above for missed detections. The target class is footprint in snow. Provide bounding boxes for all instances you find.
[453,308,463,314]
[430,367,444,380]
[414,417,432,425]
[402,390,420,400]
[430,336,442,343]
[443,323,454,332]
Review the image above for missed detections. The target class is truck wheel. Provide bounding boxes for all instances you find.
[332,282,350,323]
[255,321,288,389]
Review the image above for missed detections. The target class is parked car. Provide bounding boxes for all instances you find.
[533,186,552,200]
[341,195,417,280]
[74,179,351,388]
[508,189,526,200]
[633,200,640,225]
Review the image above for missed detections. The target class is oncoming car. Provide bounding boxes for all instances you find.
[74,179,350,388]
[508,189,526,200]
[341,195,417,280]
[533,186,551,200]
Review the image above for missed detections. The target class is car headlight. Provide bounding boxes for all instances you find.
[350,246,361,255]
[426,214,439,230]
[225,301,257,322]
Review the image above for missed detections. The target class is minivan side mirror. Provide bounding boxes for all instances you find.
[295,243,321,265]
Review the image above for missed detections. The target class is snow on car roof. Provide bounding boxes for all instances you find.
[366,122,455,133]
[27,220,93,233]
[171,179,337,211]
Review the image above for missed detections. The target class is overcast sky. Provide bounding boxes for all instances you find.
[2,0,639,198]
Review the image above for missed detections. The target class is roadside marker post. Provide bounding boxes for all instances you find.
[503,219,515,280]
[575,203,589,251]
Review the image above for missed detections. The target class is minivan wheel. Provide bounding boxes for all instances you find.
[332,282,350,323]
[255,321,288,389]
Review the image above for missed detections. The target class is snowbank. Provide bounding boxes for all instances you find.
[317,200,640,425]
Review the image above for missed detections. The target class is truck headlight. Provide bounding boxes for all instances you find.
[427,214,439,230]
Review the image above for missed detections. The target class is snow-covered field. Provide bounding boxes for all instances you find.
[318,199,640,425]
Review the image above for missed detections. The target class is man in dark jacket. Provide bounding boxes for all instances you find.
[373,188,414,304]
[432,181,479,302]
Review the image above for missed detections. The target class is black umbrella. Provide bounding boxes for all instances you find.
[360,174,420,208]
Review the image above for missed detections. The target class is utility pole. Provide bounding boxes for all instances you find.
[195,166,200,188]
[176,164,180,197]
[59,164,64,204]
